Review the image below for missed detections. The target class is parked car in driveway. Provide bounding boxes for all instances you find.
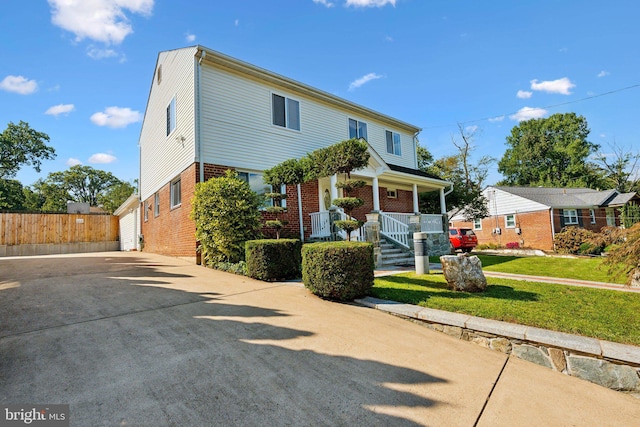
[449,228,478,253]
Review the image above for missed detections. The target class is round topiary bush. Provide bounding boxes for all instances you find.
[246,239,302,281]
[302,241,374,301]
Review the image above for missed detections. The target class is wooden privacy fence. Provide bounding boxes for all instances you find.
[0,213,119,246]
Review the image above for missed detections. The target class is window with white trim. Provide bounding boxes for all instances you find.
[386,189,397,198]
[272,94,300,130]
[166,97,176,136]
[171,178,181,208]
[385,130,401,155]
[348,118,368,141]
[237,172,286,209]
[589,208,596,224]
[154,193,160,217]
[473,218,482,230]
[505,214,516,228]
[144,201,148,221]
[563,209,578,225]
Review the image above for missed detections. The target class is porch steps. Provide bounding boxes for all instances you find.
[380,239,414,266]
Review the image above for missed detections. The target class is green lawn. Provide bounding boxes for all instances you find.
[371,272,640,345]
[430,254,627,284]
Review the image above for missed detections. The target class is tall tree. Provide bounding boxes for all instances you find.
[46,165,122,207]
[498,113,602,188]
[24,179,69,212]
[419,125,493,220]
[0,121,56,179]
[0,179,25,210]
[593,141,640,193]
[99,181,137,213]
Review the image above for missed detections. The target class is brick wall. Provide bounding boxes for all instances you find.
[141,163,197,258]
[452,209,555,250]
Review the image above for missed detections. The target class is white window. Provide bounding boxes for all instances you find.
[590,208,596,224]
[166,97,176,136]
[144,201,148,221]
[563,209,578,225]
[505,214,516,228]
[348,118,368,141]
[272,94,300,130]
[385,130,401,155]
[473,218,482,230]
[154,193,160,217]
[171,178,181,208]
[386,189,397,198]
[237,172,284,209]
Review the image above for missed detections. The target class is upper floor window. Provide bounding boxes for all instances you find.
[154,193,160,217]
[348,118,368,141]
[171,178,181,208]
[564,209,578,225]
[166,97,176,136]
[505,214,516,228]
[157,64,162,85]
[385,130,401,155]
[272,94,300,131]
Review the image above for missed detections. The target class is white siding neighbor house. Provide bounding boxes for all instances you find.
[138,45,452,260]
[113,193,141,252]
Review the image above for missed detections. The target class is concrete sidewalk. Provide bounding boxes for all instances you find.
[1,252,639,426]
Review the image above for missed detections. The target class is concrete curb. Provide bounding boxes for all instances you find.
[355,296,640,366]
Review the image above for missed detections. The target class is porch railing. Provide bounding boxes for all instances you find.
[379,212,410,248]
[310,211,331,239]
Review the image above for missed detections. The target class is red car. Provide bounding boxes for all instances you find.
[449,228,478,253]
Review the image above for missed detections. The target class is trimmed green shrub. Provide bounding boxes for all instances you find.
[214,261,247,276]
[246,239,302,281]
[191,170,262,265]
[302,241,374,301]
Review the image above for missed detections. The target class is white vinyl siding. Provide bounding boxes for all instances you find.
[139,47,197,201]
[483,187,548,216]
[166,97,176,136]
[118,206,140,251]
[198,65,416,172]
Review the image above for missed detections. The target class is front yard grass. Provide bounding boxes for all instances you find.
[430,254,627,284]
[371,272,640,346]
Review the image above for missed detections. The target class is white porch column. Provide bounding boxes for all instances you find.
[440,187,447,214]
[412,184,419,214]
[372,176,380,211]
[330,174,339,203]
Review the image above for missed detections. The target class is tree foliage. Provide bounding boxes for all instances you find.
[46,165,121,207]
[603,222,640,286]
[0,121,56,179]
[191,170,262,264]
[306,138,370,180]
[98,180,137,214]
[593,141,640,193]
[419,125,493,220]
[498,113,602,188]
[23,179,69,212]
[0,179,25,210]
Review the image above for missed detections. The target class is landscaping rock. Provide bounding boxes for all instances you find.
[490,337,512,354]
[439,254,487,292]
[567,356,640,391]
[548,348,567,372]
[513,344,553,369]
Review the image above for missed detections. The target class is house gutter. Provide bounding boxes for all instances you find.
[196,49,206,183]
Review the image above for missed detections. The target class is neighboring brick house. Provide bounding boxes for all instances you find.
[449,186,639,251]
[138,45,452,261]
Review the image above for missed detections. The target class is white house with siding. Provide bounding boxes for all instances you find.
[113,193,140,252]
[138,45,452,260]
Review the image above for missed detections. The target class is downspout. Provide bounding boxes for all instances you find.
[413,131,420,169]
[550,208,555,250]
[197,49,206,183]
[297,184,304,242]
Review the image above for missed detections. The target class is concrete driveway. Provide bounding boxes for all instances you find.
[1,252,638,426]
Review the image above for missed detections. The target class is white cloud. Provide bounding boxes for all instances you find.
[185,33,196,42]
[509,107,548,122]
[517,90,532,99]
[48,0,154,45]
[597,70,610,78]
[0,75,38,94]
[90,106,142,128]
[348,72,382,91]
[87,46,119,60]
[346,0,396,7]
[530,77,575,95]
[385,35,393,42]
[89,153,117,164]
[488,116,505,123]
[45,104,75,116]
[66,158,83,167]
[313,0,335,7]
[465,125,478,133]
[234,19,239,26]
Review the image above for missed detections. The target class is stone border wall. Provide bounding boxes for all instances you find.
[357,297,640,397]
[0,242,120,257]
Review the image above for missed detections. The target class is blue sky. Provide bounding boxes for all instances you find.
[2,0,639,188]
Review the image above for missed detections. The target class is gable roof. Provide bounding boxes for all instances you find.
[493,186,635,208]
